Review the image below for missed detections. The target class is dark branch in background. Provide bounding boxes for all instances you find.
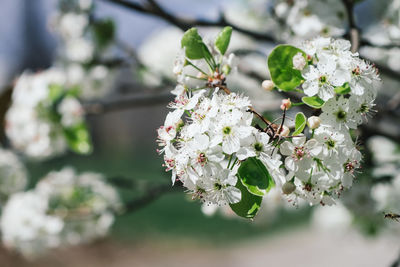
[102,0,400,84]
[0,85,12,148]
[342,0,360,53]
[123,181,183,213]
[83,90,173,114]
[108,176,183,214]
[390,251,400,267]
[102,0,399,51]
[101,0,277,42]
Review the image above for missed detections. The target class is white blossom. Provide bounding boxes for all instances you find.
[0,148,28,204]
[292,52,306,70]
[5,69,85,158]
[0,167,121,257]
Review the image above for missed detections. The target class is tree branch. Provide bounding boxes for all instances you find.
[390,250,400,267]
[101,0,277,42]
[342,0,360,53]
[83,90,173,115]
[105,0,400,53]
[123,181,183,213]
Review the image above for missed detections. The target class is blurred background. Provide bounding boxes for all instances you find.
[0,0,400,266]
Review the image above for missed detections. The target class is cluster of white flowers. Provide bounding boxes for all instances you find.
[160,25,381,209]
[368,136,400,215]
[158,28,286,206]
[65,63,114,100]
[158,35,284,205]
[299,37,380,101]
[6,69,86,158]
[223,0,347,42]
[51,0,94,63]
[368,135,400,178]
[49,0,114,100]
[275,37,380,205]
[0,167,121,258]
[363,0,400,46]
[158,88,263,205]
[372,176,400,215]
[274,0,347,39]
[0,148,27,204]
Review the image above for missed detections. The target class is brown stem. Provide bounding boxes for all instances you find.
[342,0,360,53]
[83,91,174,115]
[123,182,182,213]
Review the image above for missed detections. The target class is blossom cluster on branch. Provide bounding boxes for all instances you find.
[6,69,89,158]
[0,167,121,258]
[158,27,380,218]
[0,0,123,257]
[0,0,399,260]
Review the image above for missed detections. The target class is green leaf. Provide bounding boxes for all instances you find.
[267,45,305,91]
[181,28,213,63]
[237,157,274,196]
[229,178,263,219]
[92,19,115,49]
[302,96,325,109]
[48,84,64,102]
[293,112,307,136]
[334,82,351,94]
[63,122,92,154]
[215,26,232,55]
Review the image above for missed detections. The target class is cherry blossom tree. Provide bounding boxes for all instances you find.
[0,0,400,264]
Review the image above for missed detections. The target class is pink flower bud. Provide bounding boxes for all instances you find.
[280,98,291,110]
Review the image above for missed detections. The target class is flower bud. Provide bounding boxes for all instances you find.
[307,116,321,129]
[282,181,296,195]
[262,80,274,91]
[280,98,291,110]
[222,64,231,75]
[292,52,306,70]
[279,125,290,137]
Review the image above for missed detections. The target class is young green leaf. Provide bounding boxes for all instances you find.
[63,122,92,154]
[293,112,306,136]
[92,19,115,49]
[229,178,263,219]
[267,45,305,91]
[48,84,64,102]
[302,96,325,108]
[334,82,351,94]
[237,157,274,196]
[215,26,232,55]
[181,28,213,63]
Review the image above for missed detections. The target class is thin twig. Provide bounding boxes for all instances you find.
[83,91,173,114]
[123,182,182,213]
[342,0,359,53]
[390,250,400,267]
[101,0,277,42]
